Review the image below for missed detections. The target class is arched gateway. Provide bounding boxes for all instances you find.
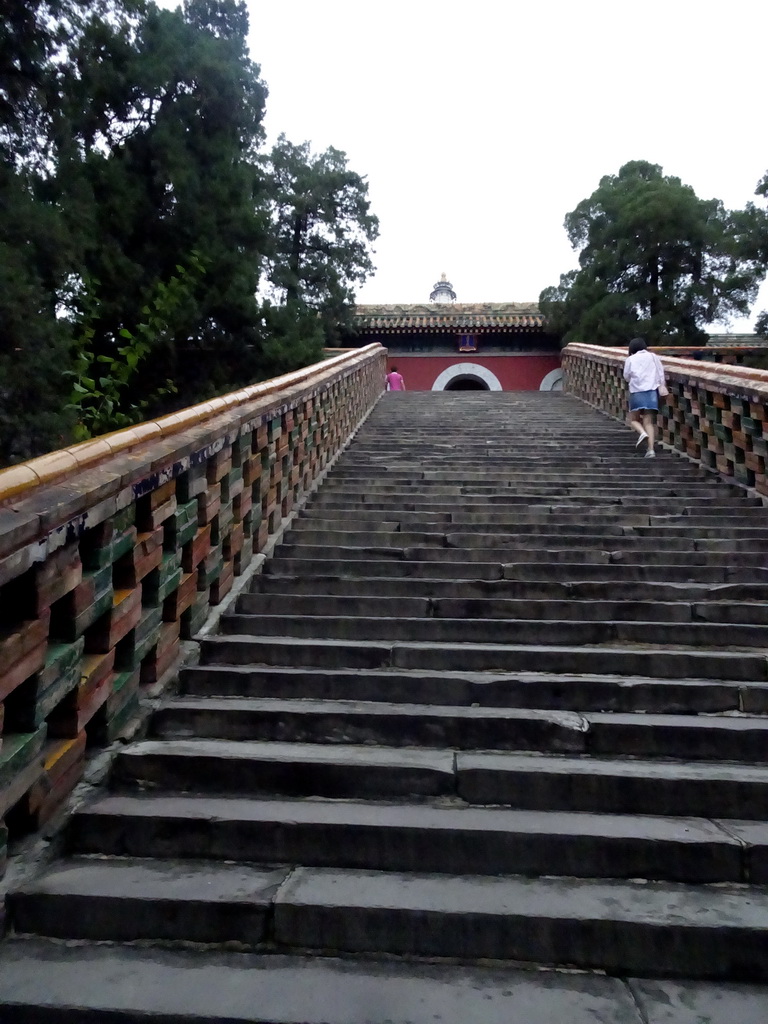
[431,363,502,391]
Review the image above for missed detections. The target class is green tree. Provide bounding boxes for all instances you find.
[0,0,99,462]
[57,0,270,410]
[263,134,379,348]
[0,169,76,463]
[0,0,380,464]
[747,170,768,339]
[540,160,764,347]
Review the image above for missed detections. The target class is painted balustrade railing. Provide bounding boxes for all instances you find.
[563,342,768,493]
[0,344,386,866]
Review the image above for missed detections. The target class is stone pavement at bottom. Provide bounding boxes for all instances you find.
[1,391,768,1022]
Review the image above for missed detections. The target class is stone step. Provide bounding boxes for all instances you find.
[9,857,286,944]
[283,530,768,554]
[294,515,768,539]
[200,635,768,680]
[220,612,768,648]
[321,472,740,489]
[314,490,755,511]
[298,509,768,534]
[309,506,768,528]
[1,939,728,1024]
[113,739,457,799]
[272,866,768,979]
[280,531,707,551]
[457,751,768,817]
[335,461,722,476]
[151,695,768,761]
[316,489,759,509]
[309,493,767,516]
[240,593,768,625]
[251,573,768,603]
[180,664,768,714]
[270,543,761,567]
[262,556,761,582]
[112,739,768,818]
[66,793,748,882]
[237,592,768,624]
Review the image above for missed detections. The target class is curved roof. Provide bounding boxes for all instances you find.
[353,302,545,332]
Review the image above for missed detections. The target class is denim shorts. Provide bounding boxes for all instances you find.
[629,389,659,412]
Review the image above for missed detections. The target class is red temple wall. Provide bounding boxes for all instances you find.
[385,354,561,391]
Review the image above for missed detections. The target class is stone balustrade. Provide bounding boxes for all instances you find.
[563,342,768,494]
[0,344,386,867]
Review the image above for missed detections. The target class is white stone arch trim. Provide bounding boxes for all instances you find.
[431,363,503,391]
[539,368,564,392]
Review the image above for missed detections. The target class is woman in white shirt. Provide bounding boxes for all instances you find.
[622,337,666,459]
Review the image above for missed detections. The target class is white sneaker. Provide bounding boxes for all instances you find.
[644,450,655,458]
[635,432,648,448]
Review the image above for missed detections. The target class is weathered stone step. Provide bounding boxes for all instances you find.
[9,858,286,943]
[311,483,760,502]
[153,695,589,752]
[112,739,768,819]
[151,695,768,761]
[502,561,765,583]
[113,739,456,799]
[263,556,508,579]
[295,515,768,539]
[270,543,761,567]
[180,664,768,714]
[279,531,709,551]
[317,492,751,510]
[1,939,721,1024]
[310,491,767,515]
[317,493,760,514]
[315,488,754,509]
[251,573,768,604]
[238,593,768,624]
[200,635,768,680]
[458,751,768,817]
[322,472,739,488]
[272,866,768,979]
[239,593,434,617]
[327,468,744,484]
[274,544,765,569]
[66,794,746,882]
[221,612,768,648]
[284,529,768,555]
[262,556,761,582]
[298,508,768,535]
[312,497,762,518]
[335,461,722,477]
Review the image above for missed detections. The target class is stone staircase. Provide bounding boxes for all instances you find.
[2,391,768,1022]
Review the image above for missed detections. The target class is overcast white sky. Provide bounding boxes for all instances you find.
[182,0,768,326]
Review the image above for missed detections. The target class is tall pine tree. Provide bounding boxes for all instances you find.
[540,161,763,347]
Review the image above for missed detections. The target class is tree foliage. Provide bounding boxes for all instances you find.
[749,170,768,338]
[540,160,766,347]
[262,134,379,349]
[0,0,379,465]
[56,0,270,409]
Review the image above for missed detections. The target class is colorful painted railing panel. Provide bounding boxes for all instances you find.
[562,343,768,492]
[0,345,386,866]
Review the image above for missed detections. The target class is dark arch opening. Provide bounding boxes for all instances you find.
[444,375,490,391]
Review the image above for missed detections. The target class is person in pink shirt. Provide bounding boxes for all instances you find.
[623,337,666,459]
[385,366,406,391]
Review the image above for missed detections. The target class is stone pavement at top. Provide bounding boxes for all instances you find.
[2,391,768,1021]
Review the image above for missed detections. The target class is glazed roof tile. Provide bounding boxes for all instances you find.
[353,303,544,332]
[706,333,768,348]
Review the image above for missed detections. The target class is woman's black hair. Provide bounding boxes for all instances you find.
[628,337,647,355]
